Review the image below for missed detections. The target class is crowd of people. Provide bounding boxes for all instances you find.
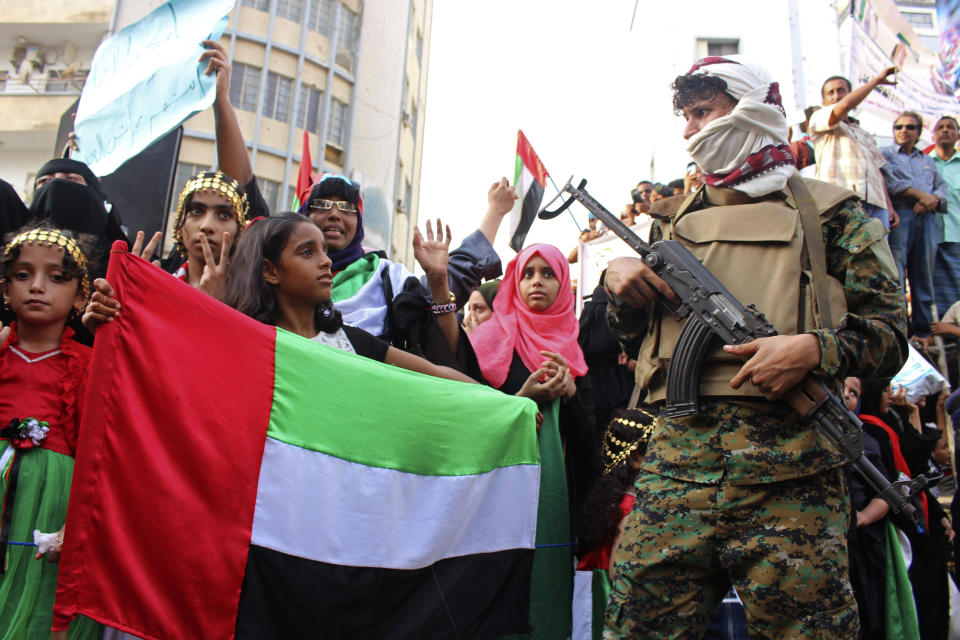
[1,38,960,640]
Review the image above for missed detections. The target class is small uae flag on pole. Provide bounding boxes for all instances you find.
[510,130,549,252]
[291,130,313,211]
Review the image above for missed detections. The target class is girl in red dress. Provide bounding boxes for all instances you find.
[0,225,100,639]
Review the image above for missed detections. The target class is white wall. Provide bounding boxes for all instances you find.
[349,1,408,238]
[0,151,51,202]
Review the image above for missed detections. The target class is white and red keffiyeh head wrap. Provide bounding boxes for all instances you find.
[684,56,796,197]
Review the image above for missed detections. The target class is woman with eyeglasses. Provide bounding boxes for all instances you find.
[297,174,515,374]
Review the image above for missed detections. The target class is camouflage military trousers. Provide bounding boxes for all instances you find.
[604,470,859,639]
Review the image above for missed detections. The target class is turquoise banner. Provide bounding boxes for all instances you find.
[75,0,235,175]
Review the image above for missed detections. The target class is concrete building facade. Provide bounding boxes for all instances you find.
[0,0,432,266]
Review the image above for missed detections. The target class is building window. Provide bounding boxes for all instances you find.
[239,0,269,11]
[696,38,739,57]
[410,102,418,138]
[307,0,334,36]
[338,6,358,52]
[276,0,303,22]
[902,11,934,31]
[295,86,323,132]
[327,98,347,147]
[259,176,282,213]
[263,71,294,122]
[45,69,88,92]
[229,62,262,113]
[416,29,424,66]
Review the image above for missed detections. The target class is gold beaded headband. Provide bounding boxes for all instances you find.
[173,171,249,250]
[600,410,659,475]
[2,228,90,297]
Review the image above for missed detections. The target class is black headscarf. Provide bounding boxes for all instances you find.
[35,158,108,202]
[476,279,501,308]
[29,159,129,278]
[30,179,110,237]
[0,179,27,239]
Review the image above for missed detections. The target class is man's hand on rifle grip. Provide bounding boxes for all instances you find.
[604,256,679,307]
[725,334,821,401]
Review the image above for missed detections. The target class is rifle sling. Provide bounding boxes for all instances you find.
[788,174,834,328]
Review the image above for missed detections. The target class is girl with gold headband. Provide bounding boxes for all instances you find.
[573,408,656,639]
[169,170,250,301]
[0,224,102,639]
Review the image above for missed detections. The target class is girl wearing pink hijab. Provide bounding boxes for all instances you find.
[469,243,592,639]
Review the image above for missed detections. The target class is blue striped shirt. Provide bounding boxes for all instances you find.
[882,145,946,203]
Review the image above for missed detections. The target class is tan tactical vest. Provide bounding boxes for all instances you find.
[635,179,856,400]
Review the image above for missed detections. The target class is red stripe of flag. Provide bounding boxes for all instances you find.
[517,130,549,188]
[53,242,277,639]
[296,131,314,206]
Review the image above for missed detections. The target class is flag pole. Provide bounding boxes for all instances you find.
[546,174,583,233]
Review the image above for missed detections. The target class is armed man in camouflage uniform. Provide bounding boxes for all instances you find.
[602,57,907,639]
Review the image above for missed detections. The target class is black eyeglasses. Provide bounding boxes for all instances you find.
[894,124,919,131]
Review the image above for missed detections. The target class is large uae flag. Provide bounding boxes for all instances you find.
[509,129,550,252]
[53,242,540,639]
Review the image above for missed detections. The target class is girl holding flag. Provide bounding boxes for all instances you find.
[0,225,101,639]
[224,212,476,383]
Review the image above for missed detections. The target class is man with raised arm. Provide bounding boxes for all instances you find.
[810,68,899,229]
[602,56,907,639]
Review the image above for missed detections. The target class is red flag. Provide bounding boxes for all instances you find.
[294,131,313,209]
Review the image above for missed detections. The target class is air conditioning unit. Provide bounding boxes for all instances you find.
[10,45,26,72]
[401,111,411,126]
[25,46,44,72]
[396,198,407,213]
[63,41,77,65]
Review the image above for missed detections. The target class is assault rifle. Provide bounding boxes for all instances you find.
[540,177,930,522]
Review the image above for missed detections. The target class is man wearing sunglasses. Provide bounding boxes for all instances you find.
[883,111,947,338]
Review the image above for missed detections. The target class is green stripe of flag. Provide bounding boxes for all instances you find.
[267,329,541,476]
[331,253,381,302]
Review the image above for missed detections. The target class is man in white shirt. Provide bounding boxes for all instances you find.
[809,68,899,229]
